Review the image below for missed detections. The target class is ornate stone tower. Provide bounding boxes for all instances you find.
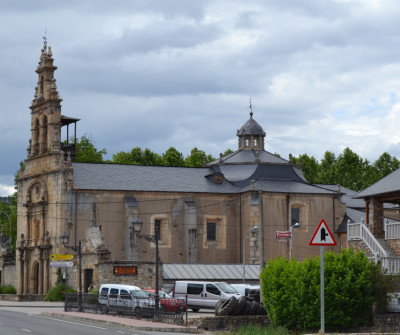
[16,41,78,295]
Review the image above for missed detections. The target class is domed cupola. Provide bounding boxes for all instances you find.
[236,110,266,150]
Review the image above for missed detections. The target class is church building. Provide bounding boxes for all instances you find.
[15,43,344,295]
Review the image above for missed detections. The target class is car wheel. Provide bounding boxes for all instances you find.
[99,304,108,314]
[191,308,200,312]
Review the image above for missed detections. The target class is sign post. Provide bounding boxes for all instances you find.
[309,219,337,334]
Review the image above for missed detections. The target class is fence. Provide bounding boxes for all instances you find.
[65,293,187,325]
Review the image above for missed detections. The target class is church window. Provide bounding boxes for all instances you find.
[245,137,250,146]
[207,222,216,241]
[291,207,300,226]
[150,216,171,247]
[254,138,258,146]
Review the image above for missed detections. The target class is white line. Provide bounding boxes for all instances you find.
[21,329,32,333]
[34,315,107,329]
[116,331,126,334]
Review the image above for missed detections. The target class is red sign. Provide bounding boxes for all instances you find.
[309,219,337,246]
[276,231,291,239]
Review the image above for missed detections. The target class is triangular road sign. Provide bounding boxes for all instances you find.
[309,219,337,246]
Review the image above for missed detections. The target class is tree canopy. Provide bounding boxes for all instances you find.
[72,135,400,192]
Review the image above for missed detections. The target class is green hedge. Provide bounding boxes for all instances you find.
[260,248,396,330]
[45,283,76,301]
[0,285,16,294]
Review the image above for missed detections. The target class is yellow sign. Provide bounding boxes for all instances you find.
[50,254,74,261]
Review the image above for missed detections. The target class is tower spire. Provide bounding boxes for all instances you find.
[249,97,253,118]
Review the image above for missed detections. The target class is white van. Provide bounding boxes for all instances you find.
[98,284,155,315]
[230,284,260,297]
[172,281,240,312]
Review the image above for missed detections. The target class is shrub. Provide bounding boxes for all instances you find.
[45,283,75,301]
[2,285,16,294]
[260,248,396,330]
[231,324,291,335]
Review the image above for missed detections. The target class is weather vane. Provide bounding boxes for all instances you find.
[249,97,254,117]
[43,28,47,47]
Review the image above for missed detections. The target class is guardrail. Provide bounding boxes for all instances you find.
[65,293,187,325]
[347,221,387,257]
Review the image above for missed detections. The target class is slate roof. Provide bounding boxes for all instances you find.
[72,162,338,195]
[236,115,266,136]
[209,149,288,165]
[355,168,400,198]
[163,263,260,281]
[72,163,237,193]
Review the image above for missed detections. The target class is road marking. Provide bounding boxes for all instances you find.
[116,331,126,334]
[34,315,107,329]
[21,329,32,333]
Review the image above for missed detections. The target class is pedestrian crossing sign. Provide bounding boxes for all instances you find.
[309,219,337,246]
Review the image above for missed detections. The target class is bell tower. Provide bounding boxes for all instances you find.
[236,102,266,150]
[16,41,78,295]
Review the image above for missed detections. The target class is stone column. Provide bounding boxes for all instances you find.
[43,250,49,294]
[23,253,29,294]
[38,252,43,294]
[370,197,384,238]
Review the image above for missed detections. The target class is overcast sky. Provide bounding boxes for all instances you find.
[2,0,400,196]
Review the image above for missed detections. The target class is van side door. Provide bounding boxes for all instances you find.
[108,288,119,307]
[204,283,221,308]
[119,289,133,309]
[186,283,204,308]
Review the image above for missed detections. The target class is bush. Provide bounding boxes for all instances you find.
[0,285,16,294]
[231,324,291,335]
[260,248,396,330]
[45,283,75,301]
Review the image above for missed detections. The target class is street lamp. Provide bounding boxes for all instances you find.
[132,217,160,319]
[289,222,299,260]
[60,232,82,312]
[243,225,258,283]
[0,210,12,252]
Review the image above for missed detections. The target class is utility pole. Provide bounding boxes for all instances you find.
[258,190,264,302]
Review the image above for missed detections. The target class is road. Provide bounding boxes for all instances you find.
[0,309,195,335]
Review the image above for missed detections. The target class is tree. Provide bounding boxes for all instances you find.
[297,154,320,184]
[318,151,338,185]
[0,193,17,254]
[223,149,234,156]
[162,147,185,167]
[74,135,107,163]
[184,148,215,167]
[373,152,400,180]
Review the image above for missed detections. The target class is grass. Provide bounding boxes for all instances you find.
[231,324,293,335]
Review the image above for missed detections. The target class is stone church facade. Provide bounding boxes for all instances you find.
[14,43,345,295]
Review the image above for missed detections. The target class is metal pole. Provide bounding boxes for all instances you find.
[258,190,264,303]
[243,226,257,283]
[155,236,159,318]
[289,225,293,261]
[64,268,68,312]
[79,240,82,312]
[320,246,325,334]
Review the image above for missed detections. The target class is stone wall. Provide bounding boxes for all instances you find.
[97,261,162,290]
[386,239,400,257]
[3,263,16,286]
[189,315,270,331]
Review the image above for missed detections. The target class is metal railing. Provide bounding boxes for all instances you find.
[347,221,387,257]
[65,293,187,326]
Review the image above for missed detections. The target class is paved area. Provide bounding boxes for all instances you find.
[0,301,198,333]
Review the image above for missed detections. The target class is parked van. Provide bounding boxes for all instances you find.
[172,281,240,311]
[98,284,155,315]
[230,284,260,297]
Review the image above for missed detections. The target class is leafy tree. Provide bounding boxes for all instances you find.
[0,193,17,254]
[261,249,396,331]
[185,148,215,167]
[223,149,234,156]
[73,135,107,163]
[373,152,400,180]
[298,154,320,184]
[162,147,185,167]
[319,151,338,185]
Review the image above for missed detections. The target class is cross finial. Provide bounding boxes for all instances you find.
[43,28,47,47]
[249,97,253,118]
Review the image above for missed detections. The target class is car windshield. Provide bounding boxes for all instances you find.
[215,282,237,294]
[130,290,150,298]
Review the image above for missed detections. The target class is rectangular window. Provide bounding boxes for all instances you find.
[291,207,300,226]
[207,222,217,241]
[187,283,204,295]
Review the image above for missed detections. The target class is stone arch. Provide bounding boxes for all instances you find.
[31,261,40,294]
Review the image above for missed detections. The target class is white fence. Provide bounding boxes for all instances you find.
[348,221,400,274]
[347,222,386,257]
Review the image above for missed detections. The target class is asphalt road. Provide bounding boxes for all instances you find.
[0,309,194,335]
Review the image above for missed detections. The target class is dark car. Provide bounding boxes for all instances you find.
[143,289,187,313]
